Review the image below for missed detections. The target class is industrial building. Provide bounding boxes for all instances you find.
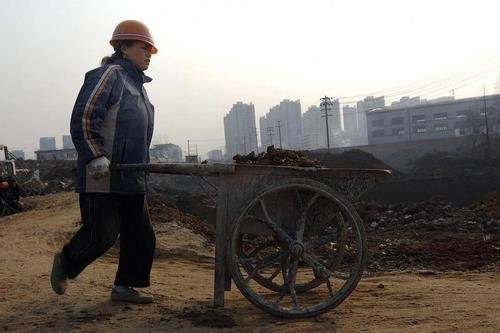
[366,94,500,145]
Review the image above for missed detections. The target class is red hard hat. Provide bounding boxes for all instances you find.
[0,181,9,190]
[110,20,158,54]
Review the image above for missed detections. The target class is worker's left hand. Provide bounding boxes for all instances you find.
[88,156,110,179]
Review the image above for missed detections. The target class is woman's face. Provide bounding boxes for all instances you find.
[122,41,153,71]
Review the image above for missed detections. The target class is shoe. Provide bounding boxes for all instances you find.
[50,252,68,295]
[110,286,154,304]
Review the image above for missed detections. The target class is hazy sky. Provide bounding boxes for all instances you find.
[2,0,500,158]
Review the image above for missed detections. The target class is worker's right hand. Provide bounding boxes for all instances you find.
[88,156,110,179]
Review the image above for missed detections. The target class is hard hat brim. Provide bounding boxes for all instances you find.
[110,35,158,54]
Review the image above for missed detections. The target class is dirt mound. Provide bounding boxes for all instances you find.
[410,152,500,176]
[305,149,397,172]
[147,194,215,244]
[356,197,500,271]
[233,145,320,167]
[367,231,498,271]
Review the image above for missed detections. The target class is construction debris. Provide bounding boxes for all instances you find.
[147,193,215,243]
[357,194,500,271]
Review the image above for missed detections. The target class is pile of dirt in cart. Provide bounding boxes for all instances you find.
[233,145,320,167]
[357,195,500,271]
[304,149,398,173]
[409,152,500,177]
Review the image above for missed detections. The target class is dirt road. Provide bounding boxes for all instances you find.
[0,193,498,332]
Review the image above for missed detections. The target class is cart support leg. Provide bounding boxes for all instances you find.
[214,179,229,308]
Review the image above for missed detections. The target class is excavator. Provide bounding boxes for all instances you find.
[0,145,23,216]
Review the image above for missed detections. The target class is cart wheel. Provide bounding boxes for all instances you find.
[227,178,366,318]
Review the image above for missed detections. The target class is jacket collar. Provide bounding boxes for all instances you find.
[113,58,153,87]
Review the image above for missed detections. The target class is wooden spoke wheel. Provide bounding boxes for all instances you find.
[227,178,366,318]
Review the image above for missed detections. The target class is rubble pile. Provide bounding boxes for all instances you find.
[15,160,76,196]
[356,196,500,232]
[233,146,320,167]
[356,195,500,271]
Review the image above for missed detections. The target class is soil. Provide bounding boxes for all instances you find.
[0,192,499,332]
[305,149,397,173]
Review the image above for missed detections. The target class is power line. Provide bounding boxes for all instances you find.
[338,63,500,105]
[336,52,500,100]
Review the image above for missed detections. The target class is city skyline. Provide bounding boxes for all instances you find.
[2,1,500,158]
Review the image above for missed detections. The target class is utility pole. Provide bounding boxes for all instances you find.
[320,96,334,152]
[276,121,283,149]
[267,127,274,147]
[187,140,190,158]
[483,84,491,159]
[253,127,259,153]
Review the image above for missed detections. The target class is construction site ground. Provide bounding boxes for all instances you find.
[1,192,499,332]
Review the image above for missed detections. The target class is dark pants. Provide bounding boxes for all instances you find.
[62,193,156,287]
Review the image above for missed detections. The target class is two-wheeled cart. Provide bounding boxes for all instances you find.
[114,163,391,318]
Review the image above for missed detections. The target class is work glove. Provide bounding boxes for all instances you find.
[88,156,110,179]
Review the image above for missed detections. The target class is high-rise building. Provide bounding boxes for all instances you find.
[260,99,302,150]
[301,99,342,150]
[328,98,342,133]
[207,149,223,161]
[356,96,385,144]
[39,137,56,151]
[223,102,258,158]
[342,105,358,133]
[301,105,323,150]
[62,135,75,149]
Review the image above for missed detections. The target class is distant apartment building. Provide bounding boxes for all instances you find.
[356,96,385,145]
[390,96,423,108]
[342,105,358,133]
[260,99,302,150]
[39,137,56,151]
[207,149,223,161]
[366,94,500,145]
[340,104,365,147]
[301,105,324,150]
[223,102,258,158]
[62,135,75,149]
[301,99,342,150]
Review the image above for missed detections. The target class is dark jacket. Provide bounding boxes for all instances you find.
[70,58,154,193]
